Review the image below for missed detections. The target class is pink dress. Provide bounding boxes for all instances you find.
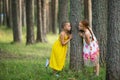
[83,29,99,67]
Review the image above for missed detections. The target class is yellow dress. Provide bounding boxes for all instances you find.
[49,35,69,71]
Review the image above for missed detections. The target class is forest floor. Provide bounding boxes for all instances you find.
[0,26,105,80]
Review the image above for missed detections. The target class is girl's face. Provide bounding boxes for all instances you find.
[79,22,84,30]
[64,23,71,31]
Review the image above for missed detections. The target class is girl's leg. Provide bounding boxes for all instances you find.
[95,52,100,76]
[53,69,57,74]
[96,63,100,76]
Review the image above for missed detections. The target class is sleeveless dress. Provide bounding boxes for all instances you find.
[49,35,69,71]
[83,30,99,67]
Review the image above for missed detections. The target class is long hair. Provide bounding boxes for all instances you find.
[80,20,94,40]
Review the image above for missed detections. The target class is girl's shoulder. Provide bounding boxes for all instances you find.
[60,31,66,36]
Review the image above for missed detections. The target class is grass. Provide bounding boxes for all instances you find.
[0,26,106,80]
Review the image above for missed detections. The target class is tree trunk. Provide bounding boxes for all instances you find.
[41,0,47,42]
[36,0,44,42]
[84,0,92,27]
[58,0,69,32]
[51,0,58,34]
[70,0,84,71]
[22,0,26,27]
[3,0,7,26]
[26,0,35,44]
[0,0,3,25]
[106,0,120,80]
[48,1,52,33]
[92,0,107,66]
[11,0,22,43]
[84,0,88,20]
[8,0,12,28]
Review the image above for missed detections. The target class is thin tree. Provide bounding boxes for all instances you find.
[11,0,22,43]
[92,0,107,66]
[41,0,47,42]
[70,0,84,70]
[106,0,120,80]
[58,0,69,32]
[36,0,43,42]
[26,0,35,44]
[51,0,58,34]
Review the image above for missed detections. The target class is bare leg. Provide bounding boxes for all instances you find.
[96,63,100,76]
[95,52,100,76]
[53,69,57,75]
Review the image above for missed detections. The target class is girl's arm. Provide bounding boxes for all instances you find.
[85,33,91,45]
[60,32,72,46]
[79,32,85,38]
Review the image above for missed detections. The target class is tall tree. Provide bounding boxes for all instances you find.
[70,0,84,70]
[22,0,26,27]
[106,0,120,80]
[36,0,43,42]
[41,0,47,42]
[84,0,92,27]
[11,0,22,43]
[26,0,35,44]
[8,0,12,28]
[58,0,69,32]
[51,0,58,34]
[92,0,107,66]
[0,0,3,25]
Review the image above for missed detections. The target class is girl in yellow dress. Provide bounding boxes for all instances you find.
[49,22,72,75]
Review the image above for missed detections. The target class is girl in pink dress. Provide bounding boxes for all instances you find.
[79,20,100,76]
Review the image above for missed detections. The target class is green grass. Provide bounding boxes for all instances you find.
[0,26,105,80]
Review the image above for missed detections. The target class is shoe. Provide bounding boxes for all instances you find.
[55,74,59,77]
[45,59,49,68]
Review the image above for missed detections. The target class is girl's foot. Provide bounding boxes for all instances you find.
[55,74,60,77]
[45,59,49,68]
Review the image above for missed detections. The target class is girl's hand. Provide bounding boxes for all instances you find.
[69,34,72,40]
[79,32,84,38]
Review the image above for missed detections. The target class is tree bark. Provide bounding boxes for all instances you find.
[92,0,107,66]
[0,0,3,25]
[22,0,26,27]
[106,0,120,80]
[58,0,69,32]
[8,0,12,28]
[41,0,47,42]
[70,0,84,71]
[11,0,22,43]
[36,0,43,42]
[26,0,35,44]
[51,0,58,34]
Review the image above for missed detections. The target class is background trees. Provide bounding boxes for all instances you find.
[11,0,22,43]
[58,0,69,32]
[26,0,35,44]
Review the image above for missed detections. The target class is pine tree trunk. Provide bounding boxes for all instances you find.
[8,0,12,28]
[106,0,120,80]
[11,0,22,43]
[92,0,107,66]
[48,1,52,33]
[22,0,26,27]
[58,0,69,32]
[26,0,35,44]
[0,0,3,25]
[51,0,58,34]
[36,0,43,42]
[41,0,47,42]
[70,0,84,71]
[84,0,88,20]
